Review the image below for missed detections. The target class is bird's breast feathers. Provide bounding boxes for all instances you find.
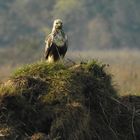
[53,32,67,47]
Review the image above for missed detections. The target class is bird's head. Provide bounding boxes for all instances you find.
[53,19,63,31]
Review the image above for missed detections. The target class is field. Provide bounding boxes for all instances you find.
[0,49,140,96]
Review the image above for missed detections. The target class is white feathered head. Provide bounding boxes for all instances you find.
[52,19,63,31]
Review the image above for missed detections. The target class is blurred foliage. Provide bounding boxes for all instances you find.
[0,38,42,66]
[0,0,140,49]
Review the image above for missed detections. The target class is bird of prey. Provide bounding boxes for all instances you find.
[44,19,68,63]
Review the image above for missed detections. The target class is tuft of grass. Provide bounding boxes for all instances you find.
[12,61,66,78]
[0,83,17,96]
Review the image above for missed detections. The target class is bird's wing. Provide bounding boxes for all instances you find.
[44,34,53,59]
[65,34,68,48]
[61,34,68,58]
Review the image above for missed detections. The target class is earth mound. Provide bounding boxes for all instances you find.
[0,61,140,140]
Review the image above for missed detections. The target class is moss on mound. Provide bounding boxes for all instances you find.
[0,61,140,140]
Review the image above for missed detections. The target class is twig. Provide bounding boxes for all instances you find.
[66,58,76,65]
[132,106,136,140]
[99,102,119,140]
[109,97,129,109]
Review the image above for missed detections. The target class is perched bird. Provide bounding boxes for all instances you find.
[44,19,68,63]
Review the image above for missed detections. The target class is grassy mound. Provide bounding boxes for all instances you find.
[0,61,140,140]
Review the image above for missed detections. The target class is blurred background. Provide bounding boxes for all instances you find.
[0,0,140,95]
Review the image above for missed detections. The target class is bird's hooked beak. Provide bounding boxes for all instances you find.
[57,23,62,29]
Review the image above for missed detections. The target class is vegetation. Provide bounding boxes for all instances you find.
[0,61,140,139]
[0,2,139,138]
[1,49,139,96]
[0,0,139,96]
[0,0,140,49]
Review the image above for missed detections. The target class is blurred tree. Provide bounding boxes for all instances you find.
[86,16,112,49]
[0,0,140,49]
[111,0,140,48]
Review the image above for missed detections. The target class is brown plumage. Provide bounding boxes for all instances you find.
[44,19,68,63]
